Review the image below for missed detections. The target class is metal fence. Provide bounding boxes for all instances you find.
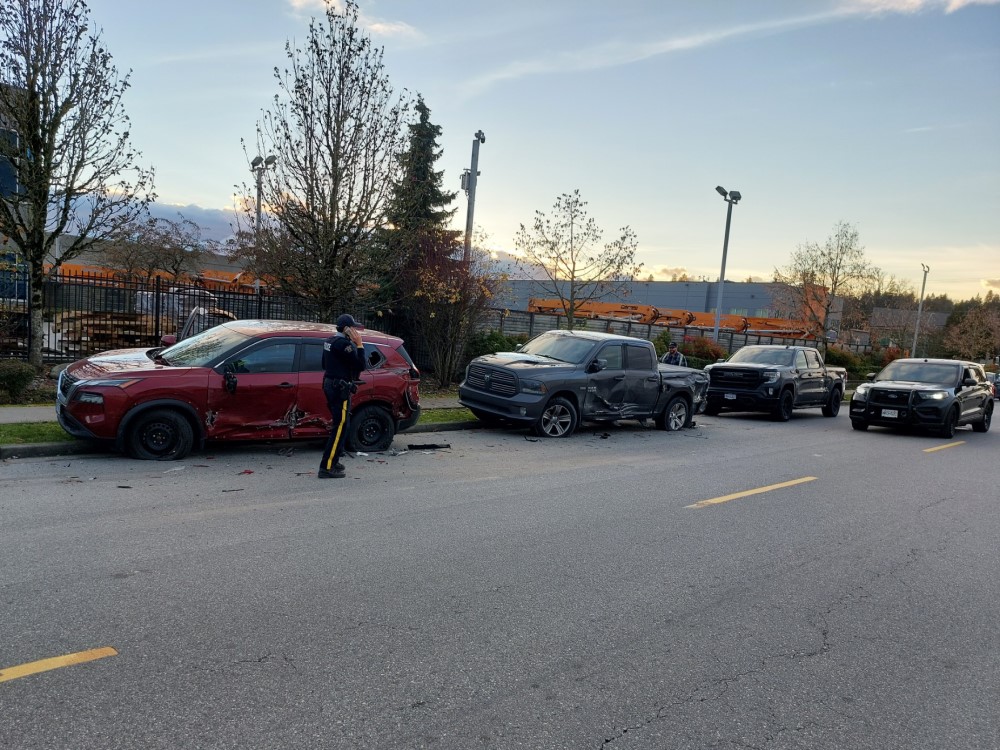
[0,269,872,371]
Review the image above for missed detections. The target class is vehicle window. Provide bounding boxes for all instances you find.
[229,343,297,374]
[299,341,324,372]
[794,351,808,369]
[160,324,250,367]
[597,344,623,369]
[626,344,653,371]
[727,348,795,366]
[804,350,822,369]
[877,361,959,385]
[366,346,386,370]
[395,345,417,369]
[518,332,597,364]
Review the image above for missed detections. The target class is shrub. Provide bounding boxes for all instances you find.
[464,330,528,362]
[651,330,673,359]
[680,336,727,363]
[0,360,38,402]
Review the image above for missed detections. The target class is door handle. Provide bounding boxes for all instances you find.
[614,375,626,381]
[279,382,294,389]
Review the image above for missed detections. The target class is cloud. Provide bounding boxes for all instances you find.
[286,0,421,40]
[462,0,999,95]
[984,278,1000,290]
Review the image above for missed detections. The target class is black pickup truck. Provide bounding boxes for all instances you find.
[458,329,709,437]
[704,344,847,421]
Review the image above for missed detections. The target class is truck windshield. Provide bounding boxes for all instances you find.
[519,332,595,364]
[877,361,959,385]
[158,324,251,367]
[727,348,795,366]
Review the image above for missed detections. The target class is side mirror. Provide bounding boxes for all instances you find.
[160,334,177,346]
[514,344,523,351]
[866,372,876,381]
[588,358,607,373]
[224,370,238,394]
[962,377,977,387]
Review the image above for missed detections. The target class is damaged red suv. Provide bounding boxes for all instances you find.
[56,319,421,460]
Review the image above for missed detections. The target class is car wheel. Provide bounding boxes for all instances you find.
[348,404,395,452]
[704,404,721,416]
[126,409,194,461]
[532,396,577,438]
[657,395,690,432]
[771,390,794,422]
[972,402,993,433]
[939,406,959,438]
[851,419,868,431]
[821,388,842,417]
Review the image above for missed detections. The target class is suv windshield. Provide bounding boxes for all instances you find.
[877,361,959,385]
[727,348,795,366]
[518,333,595,364]
[159,324,250,367]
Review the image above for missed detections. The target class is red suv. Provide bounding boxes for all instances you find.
[56,319,421,460]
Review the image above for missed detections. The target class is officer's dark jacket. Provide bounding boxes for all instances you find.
[322,333,365,383]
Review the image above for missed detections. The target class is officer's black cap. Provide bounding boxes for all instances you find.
[336,314,356,331]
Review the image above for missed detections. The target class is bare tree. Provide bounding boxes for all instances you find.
[234,0,409,321]
[772,221,876,352]
[0,0,154,366]
[514,190,641,330]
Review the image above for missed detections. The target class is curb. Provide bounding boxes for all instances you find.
[1,422,482,460]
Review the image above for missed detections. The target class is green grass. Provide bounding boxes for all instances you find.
[0,422,75,444]
[0,407,475,447]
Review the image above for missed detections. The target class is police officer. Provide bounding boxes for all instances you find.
[318,313,366,479]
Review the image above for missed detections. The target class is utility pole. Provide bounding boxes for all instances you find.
[462,130,485,264]
[911,263,930,356]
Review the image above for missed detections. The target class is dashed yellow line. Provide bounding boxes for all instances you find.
[924,441,965,453]
[0,647,118,684]
[686,476,817,509]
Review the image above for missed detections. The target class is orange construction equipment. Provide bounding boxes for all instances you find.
[526,298,817,339]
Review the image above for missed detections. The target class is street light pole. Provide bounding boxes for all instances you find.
[911,263,930,356]
[250,155,277,242]
[712,186,742,343]
[462,130,485,264]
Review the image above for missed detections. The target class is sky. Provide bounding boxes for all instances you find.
[82,0,1000,302]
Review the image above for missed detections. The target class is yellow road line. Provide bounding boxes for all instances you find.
[686,476,817,509]
[0,647,118,684]
[924,441,965,453]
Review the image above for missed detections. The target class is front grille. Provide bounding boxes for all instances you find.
[58,371,79,398]
[870,388,911,406]
[466,365,517,397]
[709,368,761,390]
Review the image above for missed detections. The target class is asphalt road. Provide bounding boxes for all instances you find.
[1,411,997,750]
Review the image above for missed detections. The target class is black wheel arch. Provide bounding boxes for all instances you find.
[115,400,204,454]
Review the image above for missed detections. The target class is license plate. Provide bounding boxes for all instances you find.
[724,393,736,400]
[881,408,898,419]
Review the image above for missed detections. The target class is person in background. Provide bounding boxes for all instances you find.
[318,313,365,479]
[660,341,687,367]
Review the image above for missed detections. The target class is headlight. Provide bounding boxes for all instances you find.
[853,384,871,402]
[77,391,105,404]
[762,370,779,384]
[918,390,948,400]
[519,378,548,396]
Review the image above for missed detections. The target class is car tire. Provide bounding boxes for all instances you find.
[531,396,578,438]
[939,406,959,439]
[126,409,194,461]
[821,388,842,417]
[657,395,690,432]
[851,419,868,431]
[348,404,395,452]
[771,390,794,422]
[972,402,993,433]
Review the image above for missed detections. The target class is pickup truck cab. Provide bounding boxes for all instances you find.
[458,329,708,437]
[704,344,847,421]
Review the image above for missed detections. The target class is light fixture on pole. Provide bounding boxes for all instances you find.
[462,130,485,264]
[251,154,277,241]
[712,186,742,343]
[911,263,930,356]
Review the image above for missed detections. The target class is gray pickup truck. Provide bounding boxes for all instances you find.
[458,329,709,437]
[704,344,847,421]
